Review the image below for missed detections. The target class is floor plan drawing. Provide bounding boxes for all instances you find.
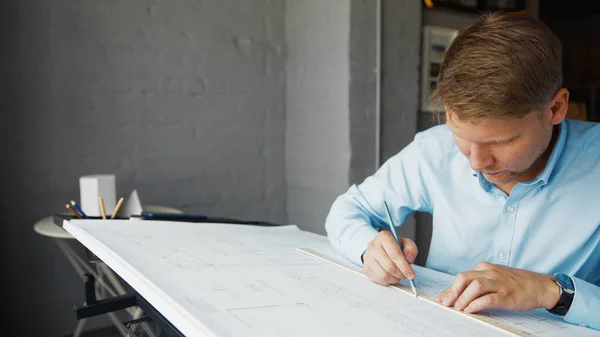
[63,220,600,337]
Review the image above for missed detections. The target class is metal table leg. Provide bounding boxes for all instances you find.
[54,238,138,335]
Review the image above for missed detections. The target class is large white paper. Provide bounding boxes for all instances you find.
[63,220,599,337]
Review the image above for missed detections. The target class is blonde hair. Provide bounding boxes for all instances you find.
[431,12,563,122]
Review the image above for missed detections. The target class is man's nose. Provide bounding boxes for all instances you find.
[469,144,494,171]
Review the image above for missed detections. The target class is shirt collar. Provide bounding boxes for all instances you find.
[472,121,567,190]
[527,121,567,187]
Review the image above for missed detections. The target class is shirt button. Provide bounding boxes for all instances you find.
[498,252,506,260]
[506,205,516,213]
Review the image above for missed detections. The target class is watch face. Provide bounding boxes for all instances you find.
[555,273,575,292]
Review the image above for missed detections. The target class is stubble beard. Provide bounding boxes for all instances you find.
[482,131,554,185]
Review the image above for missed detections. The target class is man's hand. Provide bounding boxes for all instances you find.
[362,231,419,285]
[436,262,561,314]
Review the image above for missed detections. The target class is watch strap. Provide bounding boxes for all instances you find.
[547,274,575,316]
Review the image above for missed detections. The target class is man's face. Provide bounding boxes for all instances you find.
[446,111,554,185]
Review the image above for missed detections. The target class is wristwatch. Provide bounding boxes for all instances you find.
[547,273,575,316]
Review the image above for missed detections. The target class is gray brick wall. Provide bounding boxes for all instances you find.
[285,0,353,235]
[284,0,420,240]
[2,1,285,335]
[1,0,433,334]
[349,0,378,187]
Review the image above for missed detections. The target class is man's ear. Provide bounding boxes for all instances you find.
[549,88,569,125]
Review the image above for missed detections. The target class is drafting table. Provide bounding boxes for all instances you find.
[62,219,600,337]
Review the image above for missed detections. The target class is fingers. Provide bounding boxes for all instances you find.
[454,278,498,311]
[437,271,483,307]
[364,253,402,285]
[463,293,502,314]
[381,233,415,280]
[372,243,406,280]
[400,237,418,264]
[363,231,419,285]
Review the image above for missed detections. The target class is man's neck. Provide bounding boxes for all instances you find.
[495,126,559,195]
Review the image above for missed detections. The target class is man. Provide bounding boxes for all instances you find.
[325,12,599,330]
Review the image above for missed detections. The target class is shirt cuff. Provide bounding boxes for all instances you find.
[344,225,380,267]
[563,275,600,330]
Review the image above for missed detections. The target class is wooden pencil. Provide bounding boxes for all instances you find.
[99,197,107,220]
[111,197,124,219]
[66,204,83,219]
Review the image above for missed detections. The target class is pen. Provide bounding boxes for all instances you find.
[70,200,89,219]
[99,197,107,220]
[66,204,83,219]
[111,197,124,219]
[383,201,419,298]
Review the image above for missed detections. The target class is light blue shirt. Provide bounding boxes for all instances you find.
[325,119,600,330]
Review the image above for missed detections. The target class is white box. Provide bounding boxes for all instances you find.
[79,174,116,217]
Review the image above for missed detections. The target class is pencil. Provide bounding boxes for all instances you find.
[70,200,89,219]
[99,197,107,220]
[111,197,124,219]
[66,204,83,219]
[383,200,419,298]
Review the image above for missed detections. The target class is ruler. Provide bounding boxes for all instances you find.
[297,247,536,337]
